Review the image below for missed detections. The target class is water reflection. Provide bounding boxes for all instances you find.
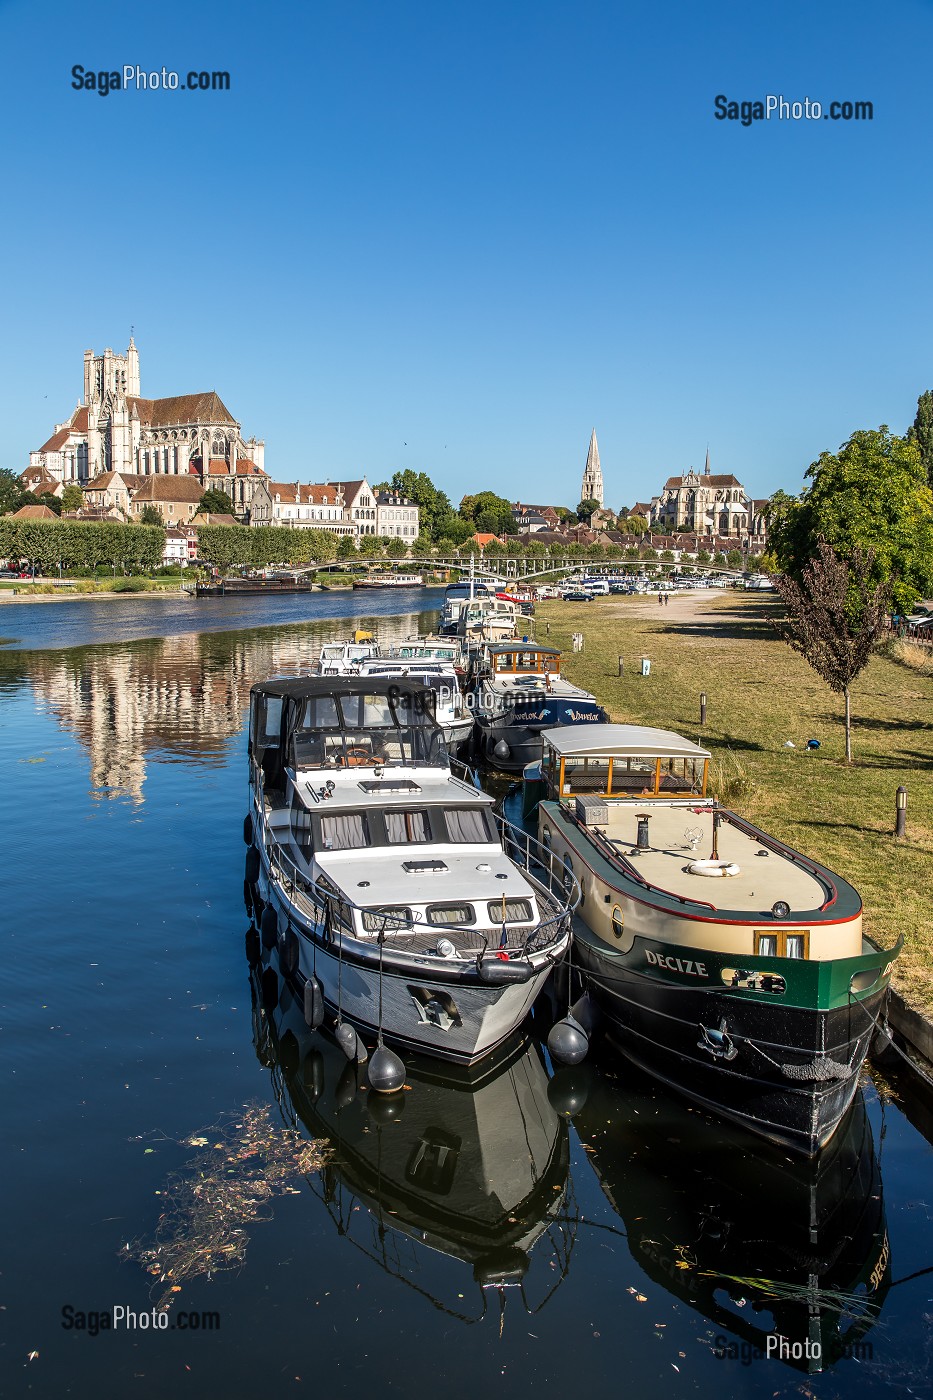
[250,962,576,1327]
[0,609,433,803]
[571,1066,890,1374]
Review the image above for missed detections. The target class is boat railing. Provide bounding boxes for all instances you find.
[252,774,579,958]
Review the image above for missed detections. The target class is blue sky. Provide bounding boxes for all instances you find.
[1,0,931,509]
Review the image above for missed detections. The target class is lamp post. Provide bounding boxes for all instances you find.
[895,786,907,839]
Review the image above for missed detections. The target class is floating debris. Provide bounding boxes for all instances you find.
[121,1103,330,1311]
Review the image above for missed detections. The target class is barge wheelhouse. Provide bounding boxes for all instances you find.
[530,724,900,1154]
[471,642,608,772]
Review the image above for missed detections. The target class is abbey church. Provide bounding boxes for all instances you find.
[27,340,268,515]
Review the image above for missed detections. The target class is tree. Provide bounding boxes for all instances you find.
[358,533,384,557]
[459,491,514,536]
[909,390,933,490]
[376,470,453,541]
[0,469,24,516]
[768,427,933,614]
[61,484,84,513]
[384,536,408,558]
[725,549,744,570]
[336,534,357,559]
[198,524,252,573]
[623,515,649,536]
[198,488,234,516]
[139,504,164,526]
[577,498,601,521]
[695,548,711,565]
[772,539,890,763]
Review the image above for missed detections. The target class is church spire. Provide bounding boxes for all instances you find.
[704,445,710,475]
[581,428,604,506]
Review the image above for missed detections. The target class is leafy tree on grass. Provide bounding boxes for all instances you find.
[772,539,889,763]
[384,537,408,558]
[768,427,933,613]
[909,390,933,491]
[726,548,744,570]
[337,534,357,559]
[139,504,164,526]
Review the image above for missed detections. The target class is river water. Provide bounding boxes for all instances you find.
[1,590,931,1400]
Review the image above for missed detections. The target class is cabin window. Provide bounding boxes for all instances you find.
[755,930,809,960]
[487,898,533,923]
[427,903,475,927]
[445,809,490,843]
[302,696,340,728]
[362,906,414,933]
[385,810,431,843]
[258,695,283,745]
[561,756,611,794]
[611,905,625,938]
[495,653,514,672]
[319,813,370,850]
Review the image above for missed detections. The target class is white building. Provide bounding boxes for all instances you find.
[375,489,419,540]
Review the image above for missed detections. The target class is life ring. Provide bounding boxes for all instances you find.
[687,859,741,878]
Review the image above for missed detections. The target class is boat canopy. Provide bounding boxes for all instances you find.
[541,724,711,761]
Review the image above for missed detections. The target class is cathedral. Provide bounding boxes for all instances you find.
[28,340,267,517]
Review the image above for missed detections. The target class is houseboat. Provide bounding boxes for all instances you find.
[353,573,424,589]
[524,723,900,1153]
[245,676,577,1066]
[471,642,608,772]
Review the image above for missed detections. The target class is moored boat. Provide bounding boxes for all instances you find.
[524,723,900,1154]
[245,676,577,1067]
[471,641,608,772]
[352,572,424,589]
[358,656,473,749]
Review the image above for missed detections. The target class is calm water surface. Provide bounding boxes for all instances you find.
[1,593,932,1400]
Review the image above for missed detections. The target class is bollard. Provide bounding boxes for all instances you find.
[618,656,624,676]
[546,621,550,636]
[895,785,907,839]
[700,692,707,726]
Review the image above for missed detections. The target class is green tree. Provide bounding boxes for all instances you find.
[198,524,253,573]
[358,533,384,558]
[376,470,453,541]
[773,540,890,762]
[139,504,164,526]
[0,469,25,516]
[459,491,514,536]
[768,427,933,614]
[909,390,933,490]
[384,536,408,558]
[337,534,357,559]
[198,488,235,516]
[60,484,84,513]
[577,498,601,521]
[695,548,711,565]
[623,515,649,536]
[726,549,744,570]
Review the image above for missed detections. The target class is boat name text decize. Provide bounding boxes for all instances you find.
[644,950,709,977]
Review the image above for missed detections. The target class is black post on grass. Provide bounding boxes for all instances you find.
[895,785,907,839]
[700,691,707,726]
[618,656,624,676]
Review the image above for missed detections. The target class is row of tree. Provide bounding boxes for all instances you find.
[0,518,165,573]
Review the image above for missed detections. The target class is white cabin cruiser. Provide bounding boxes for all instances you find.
[311,634,380,675]
[245,677,577,1065]
[358,658,473,749]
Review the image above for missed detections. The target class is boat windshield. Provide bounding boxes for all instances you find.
[290,690,448,769]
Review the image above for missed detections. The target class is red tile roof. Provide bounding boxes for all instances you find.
[267,482,343,505]
[128,392,236,427]
[38,428,70,454]
[132,477,205,504]
[10,504,58,519]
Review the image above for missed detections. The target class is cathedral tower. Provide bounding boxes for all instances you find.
[581,428,604,506]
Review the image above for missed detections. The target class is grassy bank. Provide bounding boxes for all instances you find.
[544,591,933,1015]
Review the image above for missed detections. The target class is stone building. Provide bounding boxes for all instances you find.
[28,340,266,519]
[652,461,750,538]
[580,429,604,506]
[375,489,419,539]
[250,480,357,537]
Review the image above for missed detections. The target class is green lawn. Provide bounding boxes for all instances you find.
[544,591,933,1015]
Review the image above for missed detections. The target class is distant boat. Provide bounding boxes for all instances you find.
[195,572,314,597]
[352,573,424,589]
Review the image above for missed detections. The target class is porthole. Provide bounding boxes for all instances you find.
[542,826,552,849]
[611,904,625,939]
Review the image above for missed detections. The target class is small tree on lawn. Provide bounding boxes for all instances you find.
[772,539,890,763]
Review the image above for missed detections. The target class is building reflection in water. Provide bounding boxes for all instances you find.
[250,958,576,1327]
[4,611,430,804]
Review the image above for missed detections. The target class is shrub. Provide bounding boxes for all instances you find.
[710,749,760,808]
[111,576,148,593]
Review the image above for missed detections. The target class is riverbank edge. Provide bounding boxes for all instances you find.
[886,990,933,1085]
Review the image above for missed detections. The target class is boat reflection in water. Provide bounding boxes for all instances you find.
[566,1064,890,1373]
[249,957,575,1325]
